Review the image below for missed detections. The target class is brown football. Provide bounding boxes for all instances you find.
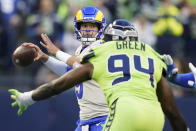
[12,45,37,67]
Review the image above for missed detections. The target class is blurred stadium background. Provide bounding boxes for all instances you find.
[0,0,196,130]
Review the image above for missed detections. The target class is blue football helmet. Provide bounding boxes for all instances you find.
[104,19,138,41]
[74,6,106,45]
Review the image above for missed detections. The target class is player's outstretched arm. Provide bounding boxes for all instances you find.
[23,42,75,76]
[157,76,187,131]
[162,54,196,88]
[40,33,80,67]
[32,62,93,100]
[9,63,93,115]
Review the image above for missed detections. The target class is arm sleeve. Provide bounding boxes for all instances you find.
[56,50,71,64]
[44,56,72,76]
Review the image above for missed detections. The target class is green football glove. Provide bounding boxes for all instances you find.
[9,89,28,116]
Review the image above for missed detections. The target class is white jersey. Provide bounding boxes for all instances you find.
[75,41,109,120]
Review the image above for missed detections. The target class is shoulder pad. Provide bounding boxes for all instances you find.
[81,50,95,64]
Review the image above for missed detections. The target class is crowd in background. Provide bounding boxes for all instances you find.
[0,0,196,96]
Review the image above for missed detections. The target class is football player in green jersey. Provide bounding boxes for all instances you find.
[9,19,188,131]
[80,19,187,131]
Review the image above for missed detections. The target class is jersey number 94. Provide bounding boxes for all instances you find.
[108,54,155,87]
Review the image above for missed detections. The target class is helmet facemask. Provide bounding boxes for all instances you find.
[76,22,100,45]
[74,7,106,45]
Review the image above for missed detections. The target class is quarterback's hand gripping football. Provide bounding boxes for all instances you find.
[8,89,35,116]
[188,63,196,88]
[40,33,59,56]
[162,54,178,78]
[22,43,49,62]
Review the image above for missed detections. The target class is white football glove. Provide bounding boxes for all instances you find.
[188,63,196,87]
[162,54,178,77]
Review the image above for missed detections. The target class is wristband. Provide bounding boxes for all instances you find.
[17,91,36,106]
[56,50,71,64]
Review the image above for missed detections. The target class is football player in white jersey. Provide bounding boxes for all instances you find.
[43,6,109,131]
[23,6,109,131]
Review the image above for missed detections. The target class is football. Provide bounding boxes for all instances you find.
[12,45,37,67]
